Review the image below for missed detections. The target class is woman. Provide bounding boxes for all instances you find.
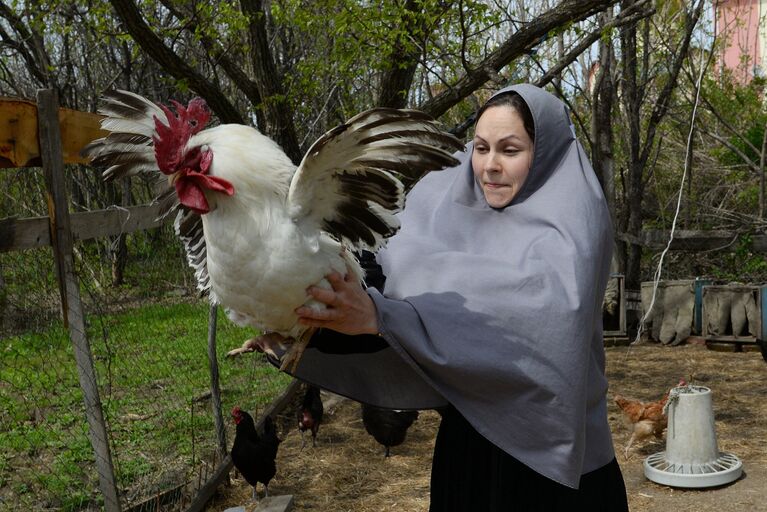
[259,84,628,510]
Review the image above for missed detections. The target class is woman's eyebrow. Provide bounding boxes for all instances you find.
[474,134,524,143]
[497,134,523,143]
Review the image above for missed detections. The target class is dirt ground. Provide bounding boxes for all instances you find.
[209,342,767,511]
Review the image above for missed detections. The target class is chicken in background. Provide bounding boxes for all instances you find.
[230,407,281,500]
[361,403,419,457]
[298,385,324,448]
[614,378,686,458]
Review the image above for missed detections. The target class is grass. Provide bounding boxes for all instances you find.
[0,300,292,511]
[0,191,291,509]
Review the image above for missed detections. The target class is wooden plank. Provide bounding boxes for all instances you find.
[255,495,294,512]
[0,203,168,252]
[0,96,106,167]
[207,304,229,459]
[219,494,295,512]
[0,215,50,252]
[706,341,740,352]
[617,230,767,252]
[186,378,301,512]
[37,89,122,512]
[71,204,166,242]
[704,335,757,343]
[603,336,630,346]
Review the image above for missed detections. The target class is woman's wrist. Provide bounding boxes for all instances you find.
[364,295,381,336]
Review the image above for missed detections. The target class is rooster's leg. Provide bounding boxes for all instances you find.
[624,432,637,459]
[225,336,260,358]
[279,328,316,373]
[227,335,287,360]
[226,337,260,358]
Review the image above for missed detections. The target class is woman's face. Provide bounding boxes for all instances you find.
[471,105,533,208]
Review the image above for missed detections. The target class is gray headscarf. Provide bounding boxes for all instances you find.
[294,84,615,488]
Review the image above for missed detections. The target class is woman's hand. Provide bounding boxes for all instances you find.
[295,268,379,336]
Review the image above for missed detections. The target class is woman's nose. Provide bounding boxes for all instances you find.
[485,151,501,172]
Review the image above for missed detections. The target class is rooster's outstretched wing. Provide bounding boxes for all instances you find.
[81,90,183,217]
[81,89,166,180]
[287,108,464,252]
[82,90,209,295]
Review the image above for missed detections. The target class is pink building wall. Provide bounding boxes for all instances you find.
[716,0,765,82]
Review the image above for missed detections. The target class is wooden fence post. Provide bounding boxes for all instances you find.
[206,304,228,459]
[37,89,122,512]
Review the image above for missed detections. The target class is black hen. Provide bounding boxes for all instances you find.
[361,404,419,457]
[231,407,281,500]
[297,385,324,448]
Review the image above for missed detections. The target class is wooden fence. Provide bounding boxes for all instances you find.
[0,89,298,511]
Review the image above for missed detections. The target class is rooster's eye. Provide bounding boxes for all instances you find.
[190,120,198,127]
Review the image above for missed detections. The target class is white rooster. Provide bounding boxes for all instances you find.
[82,90,462,370]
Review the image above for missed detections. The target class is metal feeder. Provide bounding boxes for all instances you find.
[644,385,743,488]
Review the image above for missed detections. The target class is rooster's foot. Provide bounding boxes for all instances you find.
[279,337,310,373]
[227,336,285,360]
[226,337,259,358]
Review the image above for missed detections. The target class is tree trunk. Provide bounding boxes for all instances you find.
[619,0,642,289]
[554,31,564,94]
[617,0,703,289]
[109,0,245,124]
[626,159,644,288]
[685,110,695,227]
[111,177,130,286]
[241,0,302,163]
[760,120,767,219]
[591,9,621,274]
[376,0,427,108]
[0,262,7,332]
[591,11,616,221]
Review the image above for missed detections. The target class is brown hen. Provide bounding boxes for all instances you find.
[614,379,686,458]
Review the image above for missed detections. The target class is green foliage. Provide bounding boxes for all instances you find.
[704,72,767,169]
[1,301,291,509]
[711,234,767,281]
[270,0,500,120]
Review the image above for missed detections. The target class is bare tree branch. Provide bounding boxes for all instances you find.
[240,0,301,163]
[639,0,704,166]
[108,0,244,124]
[703,132,762,175]
[699,94,763,157]
[536,1,653,88]
[157,0,265,128]
[0,3,54,89]
[420,0,619,118]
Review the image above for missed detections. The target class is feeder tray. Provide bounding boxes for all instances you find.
[643,385,743,488]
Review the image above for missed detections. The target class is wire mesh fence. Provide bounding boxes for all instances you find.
[1,165,292,511]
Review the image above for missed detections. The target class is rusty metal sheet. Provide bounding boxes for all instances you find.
[0,97,106,168]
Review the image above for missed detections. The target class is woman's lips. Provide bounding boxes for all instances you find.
[484,182,507,189]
